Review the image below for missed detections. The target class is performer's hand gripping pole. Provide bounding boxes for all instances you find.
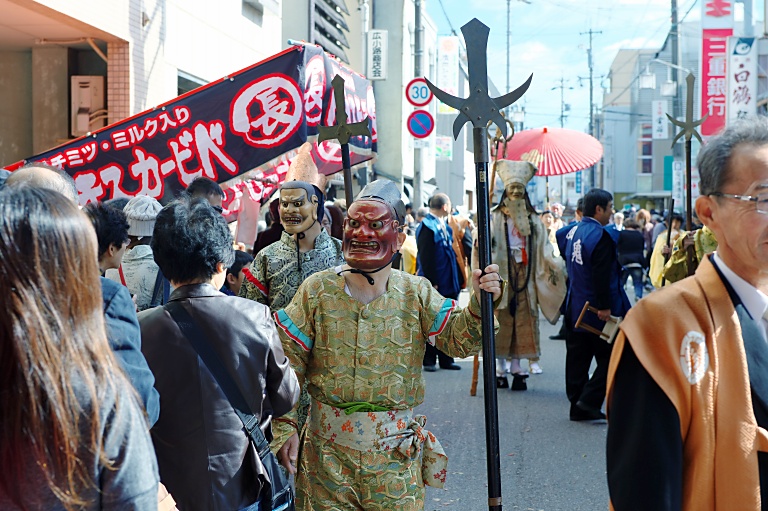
[425,18,532,511]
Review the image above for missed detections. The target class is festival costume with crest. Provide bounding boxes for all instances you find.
[606,254,768,510]
[472,161,566,381]
[271,180,498,510]
[239,144,343,452]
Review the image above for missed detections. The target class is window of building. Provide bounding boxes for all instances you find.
[638,122,652,174]
[312,0,351,63]
[242,0,264,26]
[178,71,207,96]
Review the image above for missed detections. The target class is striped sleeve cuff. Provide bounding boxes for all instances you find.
[274,309,313,351]
[428,298,458,341]
[243,267,268,297]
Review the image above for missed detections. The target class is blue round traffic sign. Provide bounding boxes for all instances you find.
[407,110,434,139]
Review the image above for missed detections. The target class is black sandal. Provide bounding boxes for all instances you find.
[511,373,529,391]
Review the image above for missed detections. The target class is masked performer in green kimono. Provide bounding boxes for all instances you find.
[271,180,503,511]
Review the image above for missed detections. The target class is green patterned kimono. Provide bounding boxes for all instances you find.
[240,229,342,452]
[240,230,343,310]
[273,268,493,510]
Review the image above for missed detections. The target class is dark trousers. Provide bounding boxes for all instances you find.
[423,343,455,368]
[620,266,644,300]
[565,328,613,411]
[423,291,458,368]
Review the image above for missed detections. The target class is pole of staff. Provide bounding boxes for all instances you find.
[473,126,503,511]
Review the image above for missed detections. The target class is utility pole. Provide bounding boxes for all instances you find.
[506,0,510,116]
[552,76,573,204]
[671,0,680,156]
[413,0,423,207]
[581,28,601,189]
[552,75,572,129]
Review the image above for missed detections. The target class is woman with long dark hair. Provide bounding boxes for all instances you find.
[0,188,159,510]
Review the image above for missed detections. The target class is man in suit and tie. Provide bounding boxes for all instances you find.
[606,118,768,511]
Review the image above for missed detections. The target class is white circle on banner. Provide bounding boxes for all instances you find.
[679,331,709,384]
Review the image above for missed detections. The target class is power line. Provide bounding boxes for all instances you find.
[435,0,459,37]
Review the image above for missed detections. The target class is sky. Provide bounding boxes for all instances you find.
[424,0,763,132]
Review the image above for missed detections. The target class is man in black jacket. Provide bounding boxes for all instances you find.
[140,198,299,510]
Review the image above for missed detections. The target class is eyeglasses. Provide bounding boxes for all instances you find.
[709,191,768,213]
[212,205,224,214]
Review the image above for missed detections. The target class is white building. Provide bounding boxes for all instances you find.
[0,0,283,167]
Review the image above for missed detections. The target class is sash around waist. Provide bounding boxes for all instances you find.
[308,401,449,488]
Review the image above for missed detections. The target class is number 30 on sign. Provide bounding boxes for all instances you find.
[406,77,433,107]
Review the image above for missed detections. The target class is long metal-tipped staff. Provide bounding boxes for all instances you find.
[660,198,675,287]
[667,73,705,275]
[667,74,705,233]
[471,118,515,398]
[425,18,532,511]
[318,75,372,206]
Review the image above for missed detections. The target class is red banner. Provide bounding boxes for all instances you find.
[701,29,732,136]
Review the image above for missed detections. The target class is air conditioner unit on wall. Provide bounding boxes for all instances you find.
[71,76,106,137]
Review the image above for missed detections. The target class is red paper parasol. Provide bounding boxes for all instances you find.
[503,126,603,177]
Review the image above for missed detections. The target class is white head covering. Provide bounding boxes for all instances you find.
[123,195,162,237]
[496,160,536,187]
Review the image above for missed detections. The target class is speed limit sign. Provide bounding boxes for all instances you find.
[406,77,433,107]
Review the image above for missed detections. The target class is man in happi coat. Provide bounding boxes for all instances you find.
[271,179,503,510]
[239,143,342,452]
[473,160,566,390]
[607,118,768,510]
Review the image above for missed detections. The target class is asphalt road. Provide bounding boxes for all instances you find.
[417,294,609,511]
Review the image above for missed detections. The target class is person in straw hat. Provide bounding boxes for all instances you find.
[473,160,566,390]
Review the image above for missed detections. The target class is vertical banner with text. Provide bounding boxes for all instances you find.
[652,100,669,139]
[367,30,388,80]
[701,0,734,136]
[728,37,757,124]
[436,36,460,114]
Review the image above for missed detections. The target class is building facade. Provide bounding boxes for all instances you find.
[0,0,283,167]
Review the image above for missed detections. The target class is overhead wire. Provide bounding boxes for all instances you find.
[431,0,695,127]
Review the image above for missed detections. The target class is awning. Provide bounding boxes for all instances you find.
[623,191,672,201]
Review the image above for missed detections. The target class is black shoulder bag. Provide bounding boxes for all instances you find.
[165,301,295,511]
